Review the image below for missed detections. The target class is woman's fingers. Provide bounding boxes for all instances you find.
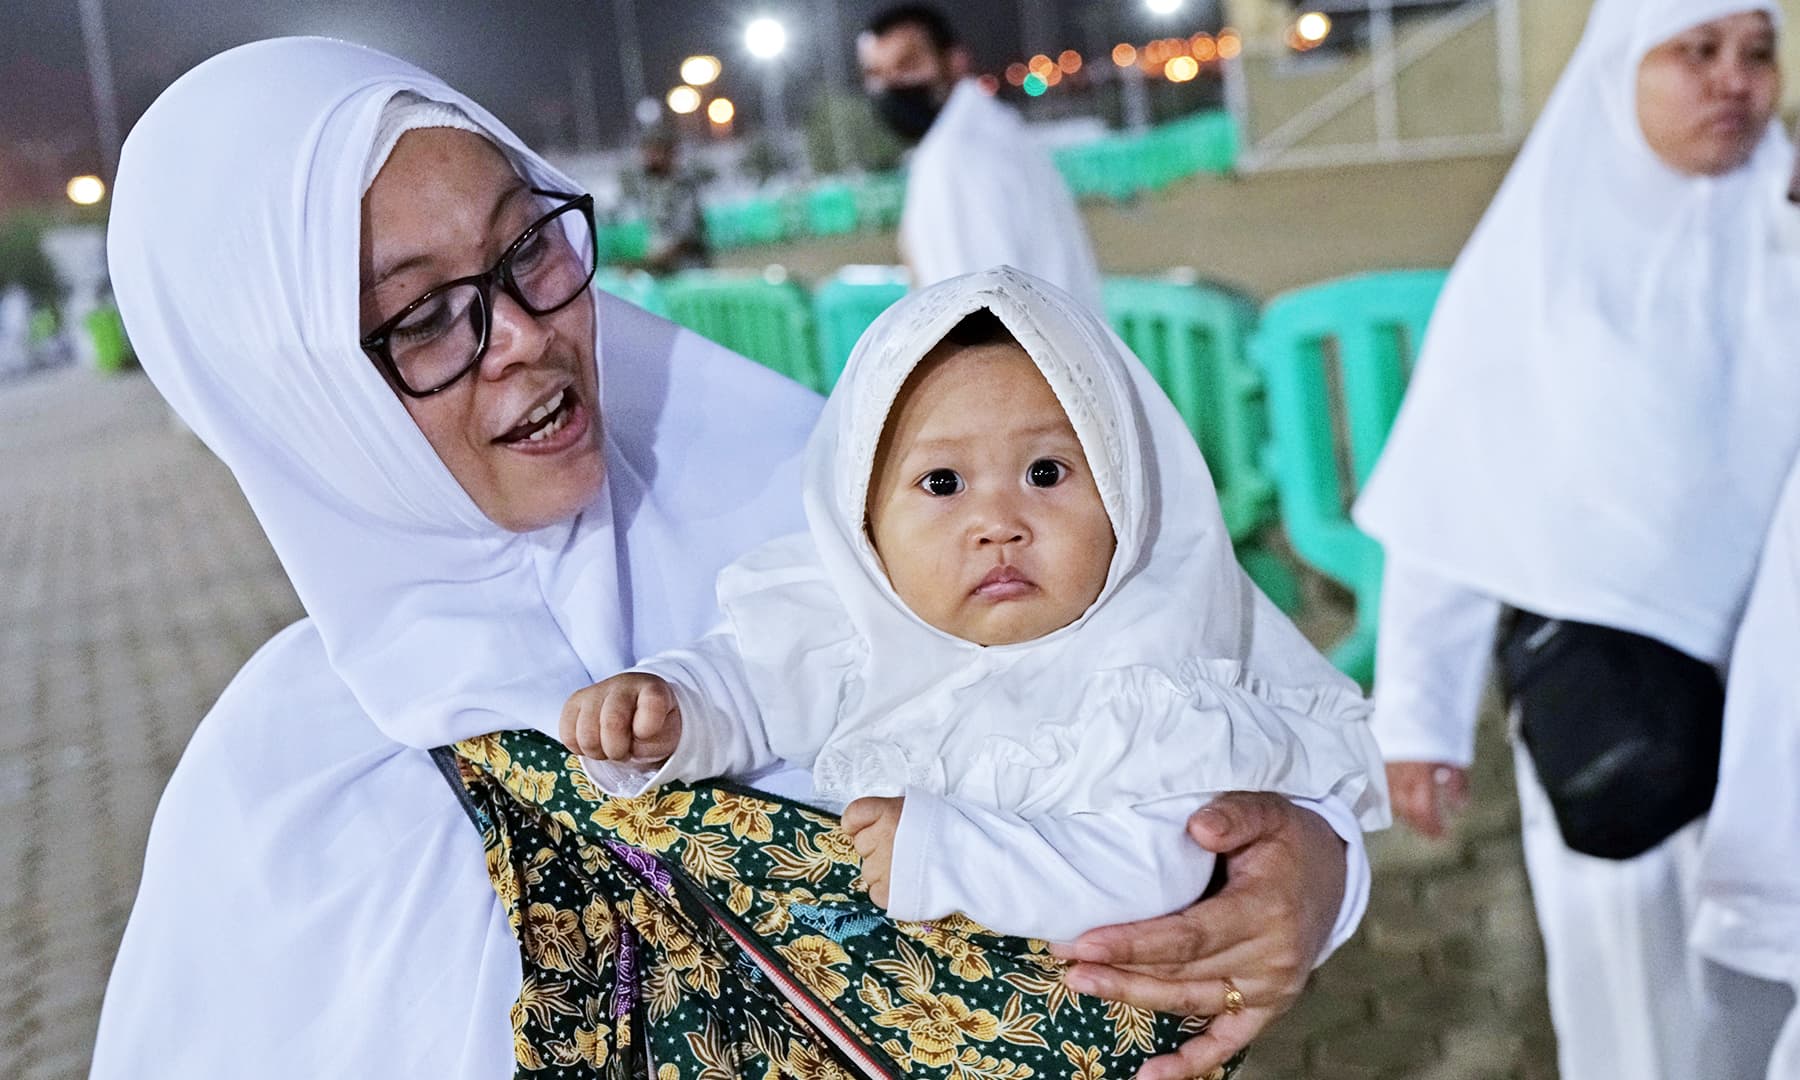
[1054,903,1216,966]
[1184,792,1293,854]
[1386,761,1466,838]
[1133,1009,1270,1080]
[1062,960,1270,1017]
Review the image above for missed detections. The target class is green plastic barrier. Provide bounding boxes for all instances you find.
[854,172,907,231]
[813,267,910,388]
[1250,269,1449,685]
[1053,111,1239,204]
[598,219,650,265]
[703,199,788,252]
[1104,276,1295,612]
[593,268,667,318]
[85,305,131,373]
[660,270,824,392]
[806,183,860,237]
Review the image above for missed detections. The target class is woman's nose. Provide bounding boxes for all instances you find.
[1713,57,1757,98]
[478,287,555,380]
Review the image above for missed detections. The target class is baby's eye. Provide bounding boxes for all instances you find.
[919,469,964,497]
[1027,459,1066,488]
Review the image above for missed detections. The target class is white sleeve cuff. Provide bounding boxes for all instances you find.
[1287,794,1369,967]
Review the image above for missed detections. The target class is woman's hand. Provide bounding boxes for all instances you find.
[842,796,905,907]
[1050,793,1348,1080]
[559,672,683,764]
[1385,761,1469,839]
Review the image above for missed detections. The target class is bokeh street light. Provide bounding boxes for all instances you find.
[1295,12,1333,45]
[1145,0,1184,15]
[680,55,722,86]
[745,17,788,60]
[666,85,702,115]
[66,174,106,206]
[744,15,791,134]
[707,97,736,125]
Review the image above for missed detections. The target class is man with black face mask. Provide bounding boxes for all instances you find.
[859,4,1102,308]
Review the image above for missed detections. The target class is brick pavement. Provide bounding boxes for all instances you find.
[0,368,1555,1078]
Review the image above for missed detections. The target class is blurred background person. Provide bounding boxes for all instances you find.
[857,3,1102,309]
[636,126,709,275]
[1355,2,1800,1077]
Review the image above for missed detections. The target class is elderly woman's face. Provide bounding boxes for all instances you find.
[1637,11,1779,177]
[360,129,604,532]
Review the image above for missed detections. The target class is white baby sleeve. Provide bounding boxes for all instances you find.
[884,789,1217,943]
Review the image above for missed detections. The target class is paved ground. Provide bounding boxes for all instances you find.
[0,364,1555,1078]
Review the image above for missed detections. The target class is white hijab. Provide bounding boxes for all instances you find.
[714,266,1387,826]
[107,37,819,746]
[1354,0,1800,663]
[93,37,819,1075]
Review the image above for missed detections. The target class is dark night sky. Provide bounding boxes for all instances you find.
[0,0,1223,175]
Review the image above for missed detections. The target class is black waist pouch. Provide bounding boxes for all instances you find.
[1494,609,1724,861]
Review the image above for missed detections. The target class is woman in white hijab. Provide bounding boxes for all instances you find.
[1353,1,1800,1076]
[91,38,1373,1079]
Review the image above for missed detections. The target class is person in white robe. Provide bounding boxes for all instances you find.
[90,38,1375,1079]
[858,5,1104,310]
[566,266,1387,944]
[1351,2,1800,1076]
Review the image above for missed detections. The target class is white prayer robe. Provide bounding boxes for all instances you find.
[900,81,1104,311]
[1694,452,1800,1077]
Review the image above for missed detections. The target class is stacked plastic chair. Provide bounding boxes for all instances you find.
[1104,275,1295,611]
[660,269,826,393]
[812,267,911,388]
[1250,269,1448,684]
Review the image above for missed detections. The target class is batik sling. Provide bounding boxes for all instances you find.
[440,730,1242,1080]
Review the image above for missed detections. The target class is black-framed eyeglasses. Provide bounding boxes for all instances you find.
[361,189,598,398]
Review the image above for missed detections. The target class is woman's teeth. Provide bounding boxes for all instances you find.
[527,400,570,441]
[524,389,566,427]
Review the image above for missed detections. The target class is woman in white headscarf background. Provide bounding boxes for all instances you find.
[91,38,1376,1079]
[1353,1,1800,1076]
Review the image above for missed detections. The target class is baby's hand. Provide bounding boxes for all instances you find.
[842,796,905,908]
[559,673,683,765]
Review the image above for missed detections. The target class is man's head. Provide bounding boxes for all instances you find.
[857,4,969,142]
[640,128,677,177]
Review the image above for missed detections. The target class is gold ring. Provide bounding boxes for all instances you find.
[1221,978,1245,1016]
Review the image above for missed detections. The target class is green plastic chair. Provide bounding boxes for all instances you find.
[593,268,667,318]
[1250,269,1449,684]
[660,270,824,392]
[813,267,910,388]
[1104,276,1296,612]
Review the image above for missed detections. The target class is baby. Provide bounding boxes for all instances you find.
[562,266,1386,942]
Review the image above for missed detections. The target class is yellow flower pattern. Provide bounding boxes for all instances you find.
[451,733,1238,1080]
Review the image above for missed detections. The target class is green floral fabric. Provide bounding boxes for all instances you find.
[449,729,1241,1080]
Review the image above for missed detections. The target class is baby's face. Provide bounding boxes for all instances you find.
[866,341,1116,646]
